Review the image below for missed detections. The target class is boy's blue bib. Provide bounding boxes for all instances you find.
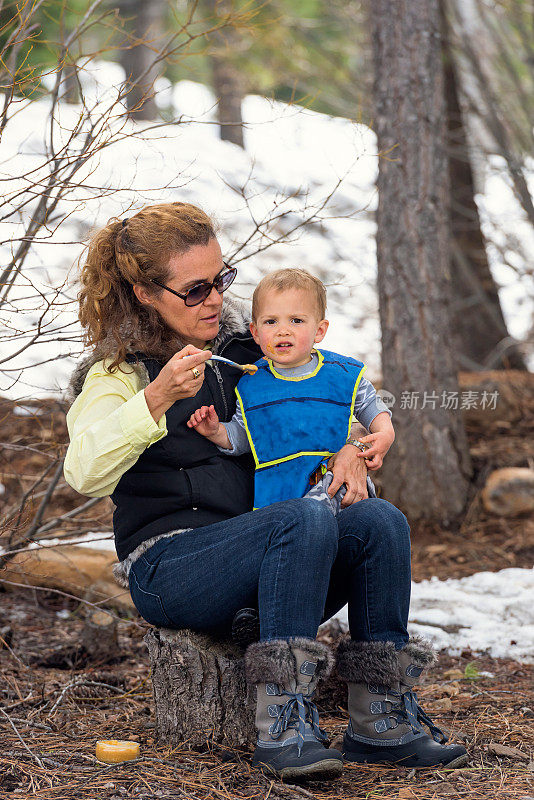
[235,348,366,508]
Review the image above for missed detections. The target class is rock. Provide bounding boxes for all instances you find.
[481,468,534,517]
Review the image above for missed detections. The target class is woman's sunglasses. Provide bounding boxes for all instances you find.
[152,263,237,307]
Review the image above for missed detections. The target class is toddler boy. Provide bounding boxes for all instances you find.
[188,269,395,514]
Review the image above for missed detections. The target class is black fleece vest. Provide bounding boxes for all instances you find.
[110,331,262,560]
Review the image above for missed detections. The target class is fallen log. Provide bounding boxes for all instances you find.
[481,467,534,517]
[372,369,532,425]
[2,545,134,612]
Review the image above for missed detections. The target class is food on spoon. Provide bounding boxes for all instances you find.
[242,364,258,375]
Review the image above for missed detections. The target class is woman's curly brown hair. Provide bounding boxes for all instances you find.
[78,202,217,371]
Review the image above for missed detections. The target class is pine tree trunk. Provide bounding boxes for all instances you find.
[440,3,526,371]
[202,0,245,148]
[371,0,472,523]
[118,0,165,121]
[144,628,256,749]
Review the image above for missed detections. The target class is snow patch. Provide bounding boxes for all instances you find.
[329,567,534,663]
[1,74,531,402]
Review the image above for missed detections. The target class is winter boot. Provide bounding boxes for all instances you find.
[336,637,468,768]
[244,637,343,780]
[232,608,260,649]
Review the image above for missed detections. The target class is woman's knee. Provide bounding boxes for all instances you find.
[342,498,410,543]
[275,498,339,552]
[375,498,410,534]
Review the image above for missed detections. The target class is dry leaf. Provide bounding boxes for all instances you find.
[397,790,417,800]
[437,783,459,796]
[443,669,464,680]
[487,742,529,761]
[430,697,453,711]
[442,682,460,696]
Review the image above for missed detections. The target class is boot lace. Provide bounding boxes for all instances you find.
[389,689,448,743]
[269,691,328,756]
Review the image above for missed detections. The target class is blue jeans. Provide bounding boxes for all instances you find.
[128,497,411,647]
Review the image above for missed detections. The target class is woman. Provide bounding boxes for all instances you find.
[64,202,467,781]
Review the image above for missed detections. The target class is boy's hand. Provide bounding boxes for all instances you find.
[355,431,394,471]
[187,405,220,437]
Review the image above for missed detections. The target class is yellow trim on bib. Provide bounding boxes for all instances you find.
[235,388,260,468]
[347,364,367,440]
[267,349,324,381]
[256,449,334,470]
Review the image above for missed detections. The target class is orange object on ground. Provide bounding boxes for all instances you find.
[95,740,140,764]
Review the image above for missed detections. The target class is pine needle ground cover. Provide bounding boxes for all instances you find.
[1,379,533,799]
[0,589,532,800]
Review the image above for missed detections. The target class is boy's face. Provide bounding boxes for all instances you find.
[250,287,329,368]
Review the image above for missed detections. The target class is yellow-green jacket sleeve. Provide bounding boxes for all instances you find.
[64,360,167,497]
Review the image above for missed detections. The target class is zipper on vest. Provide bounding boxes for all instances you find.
[215,332,255,417]
[211,360,229,419]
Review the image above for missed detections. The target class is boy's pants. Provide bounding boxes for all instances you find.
[304,469,377,514]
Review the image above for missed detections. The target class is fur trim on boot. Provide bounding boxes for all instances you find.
[244,637,334,686]
[402,635,437,669]
[245,637,342,781]
[335,636,436,685]
[335,638,399,686]
[336,636,468,769]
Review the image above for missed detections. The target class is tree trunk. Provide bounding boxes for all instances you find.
[118,0,166,121]
[144,628,256,749]
[371,0,472,523]
[440,3,526,371]
[202,0,245,148]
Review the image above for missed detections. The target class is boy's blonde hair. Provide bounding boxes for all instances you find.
[252,268,327,321]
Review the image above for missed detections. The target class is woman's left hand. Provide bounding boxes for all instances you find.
[327,445,369,507]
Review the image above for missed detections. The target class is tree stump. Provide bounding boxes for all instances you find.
[144,628,256,750]
[81,609,119,663]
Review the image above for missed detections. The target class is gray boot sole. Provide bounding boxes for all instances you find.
[343,750,469,770]
[255,756,343,781]
[342,731,469,769]
[434,753,469,769]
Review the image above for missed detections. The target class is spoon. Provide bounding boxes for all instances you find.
[210,354,258,375]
